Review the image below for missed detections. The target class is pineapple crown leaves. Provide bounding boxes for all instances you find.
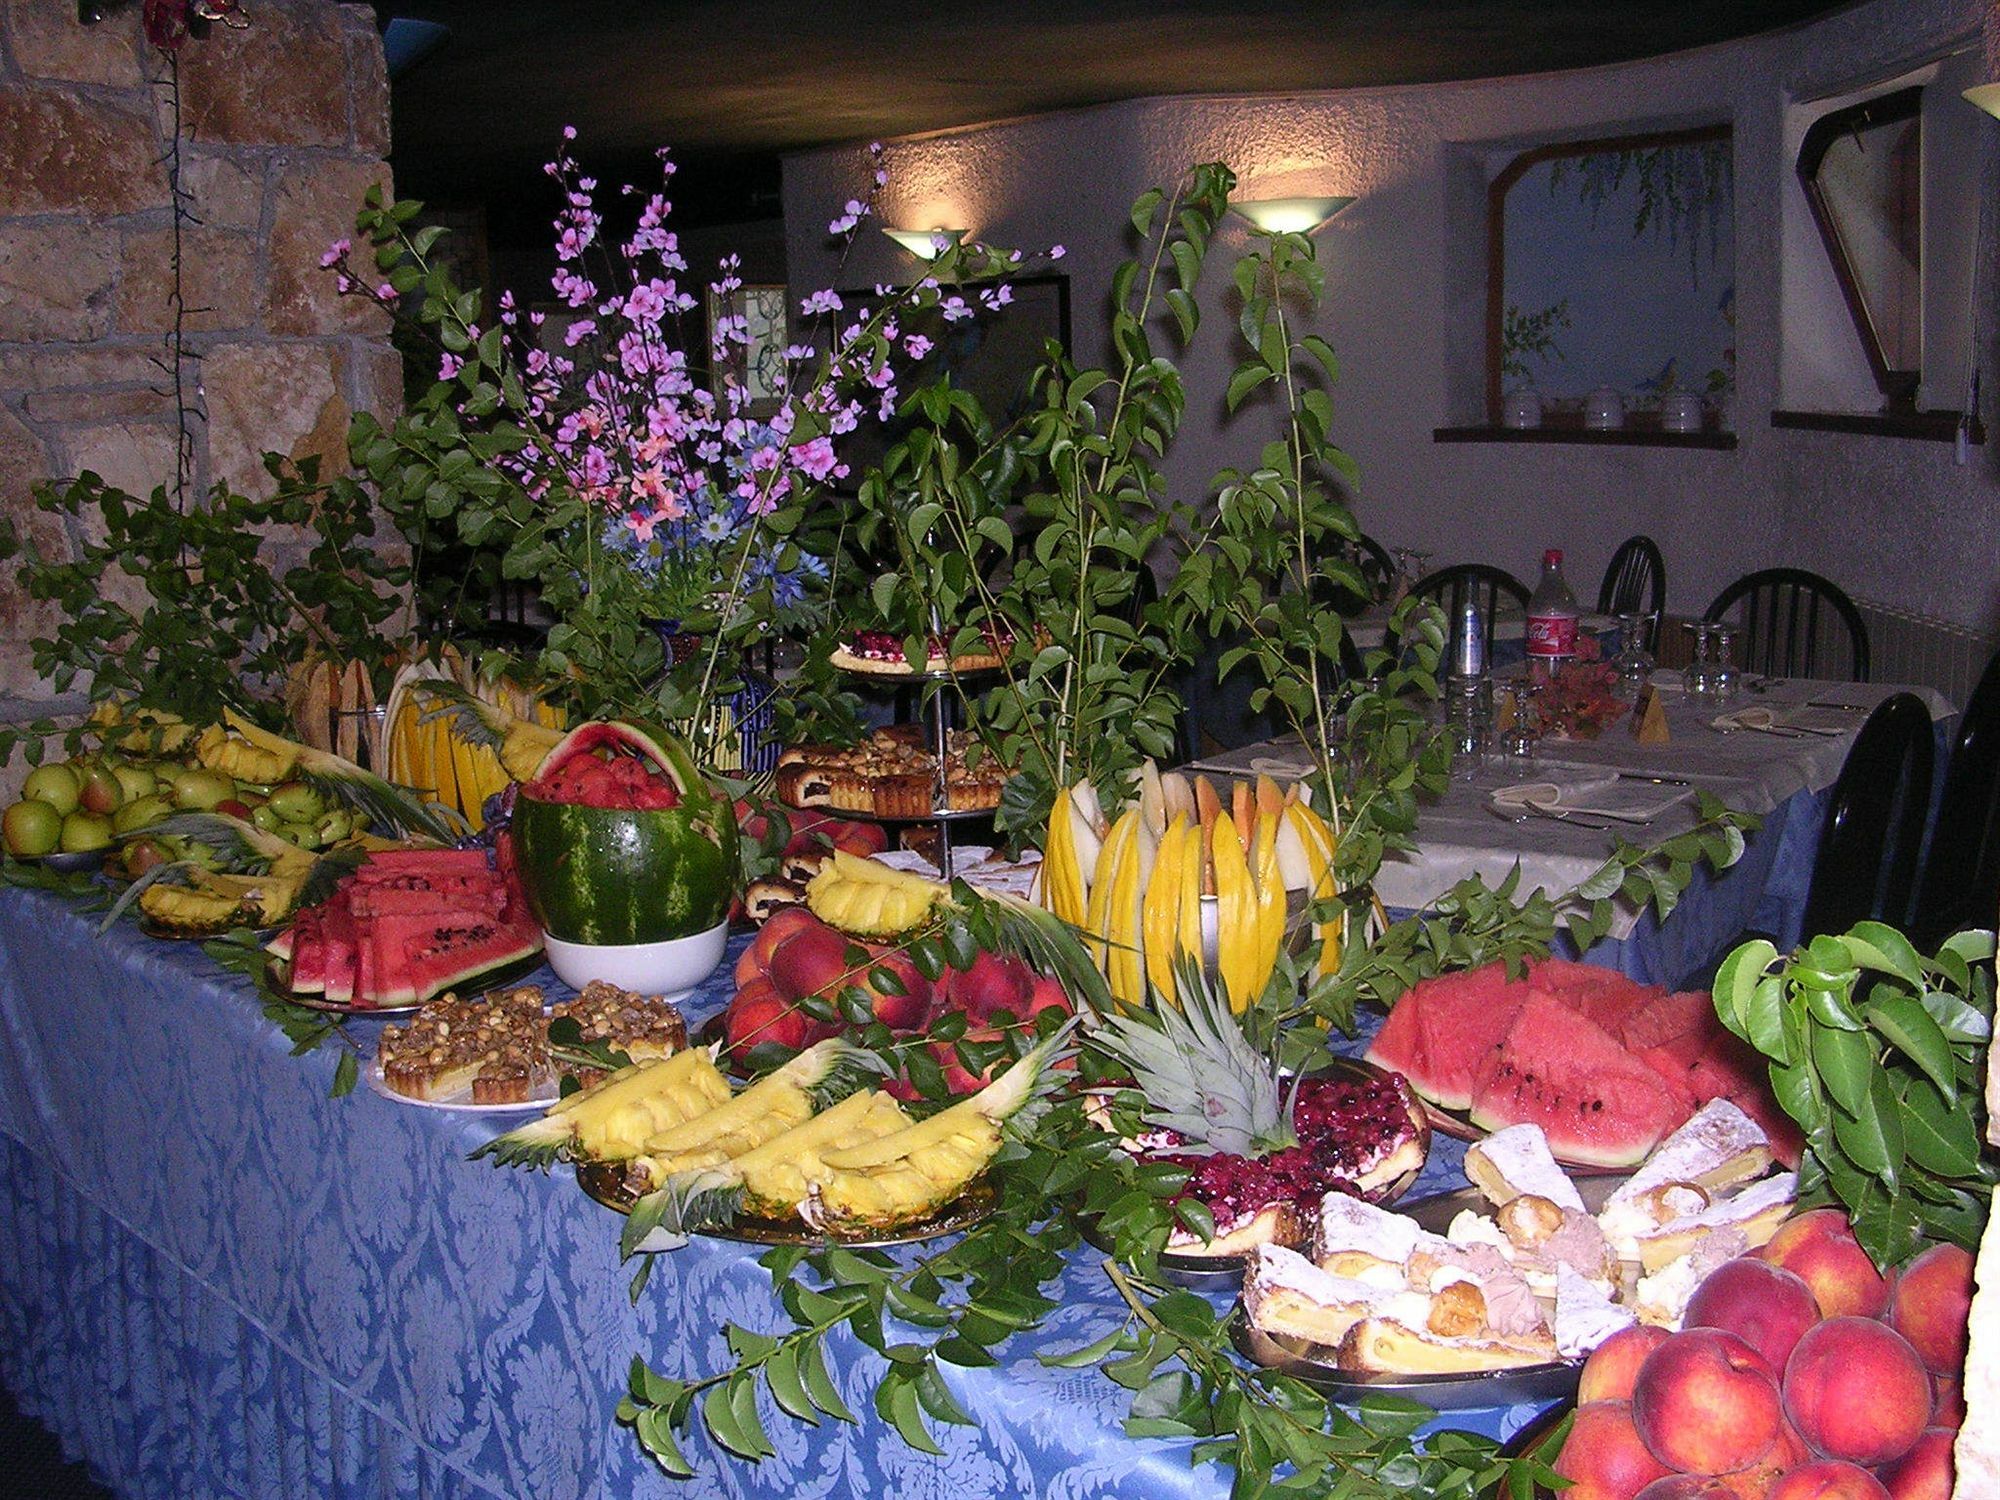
[621,1168,745,1259]
[1089,953,1292,1158]
[995,1016,1082,1142]
[95,859,202,933]
[468,1116,569,1172]
[127,810,280,871]
[409,678,508,752]
[788,1036,891,1113]
[220,704,466,843]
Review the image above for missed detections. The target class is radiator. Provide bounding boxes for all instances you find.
[1853,598,1995,708]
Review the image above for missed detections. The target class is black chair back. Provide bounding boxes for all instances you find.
[1704,568,1870,682]
[1410,563,1529,650]
[1912,649,2000,943]
[1801,692,1934,937]
[1355,534,1395,602]
[1597,535,1666,621]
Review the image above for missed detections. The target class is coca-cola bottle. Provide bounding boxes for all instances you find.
[1525,548,1579,677]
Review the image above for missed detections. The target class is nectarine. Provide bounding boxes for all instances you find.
[1888,1243,1973,1377]
[1765,1460,1890,1500]
[1878,1427,1955,1500]
[1554,1400,1673,1500]
[1580,1324,1671,1405]
[1685,1257,1822,1373]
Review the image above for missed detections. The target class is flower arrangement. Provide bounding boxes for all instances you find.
[328,135,1038,768]
[1528,634,1628,739]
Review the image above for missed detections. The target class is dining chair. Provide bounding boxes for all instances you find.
[1355,534,1395,601]
[1596,535,1666,623]
[1703,568,1871,682]
[1911,648,2000,945]
[1800,692,1935,938]
[1409,563,1530,649]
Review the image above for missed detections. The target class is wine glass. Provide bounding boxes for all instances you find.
[1683,621,1719,701]
[1609,612,1656,704]
[1498,678,1538,761]
[1710,624,1740,701]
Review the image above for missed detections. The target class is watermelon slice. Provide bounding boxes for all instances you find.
[1467,992,1693,1167]
[351,847,494,878]
[1529,957,1658,1034]
[1365,966,1530,1112]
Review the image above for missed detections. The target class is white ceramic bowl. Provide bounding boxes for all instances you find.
[541,919,730,1000]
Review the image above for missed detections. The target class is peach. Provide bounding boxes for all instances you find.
[1635,1482,1736,1500]
[1685,1257,1823,1372]
[766,922,860,1002]
[735,905,818,985]
[1554,1400,1673,1500]
[1783,1317,1930,1467]
[722,978,825,1057]
[1888,1243,1973,1377]
[1580,1324,1672,1404]
[1026,972,1073,1020]
[1929,1375,1964,1431]
[1878,1428,1955,1500]
[858,948,931,1030]
[940,948,1035,1022]
[1765,1461,1889,1500]
[1758,1210,1890,1320]
[1633,1329,1784,1476]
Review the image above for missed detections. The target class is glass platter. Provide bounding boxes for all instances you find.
[575,1160,998,1249]
[1227,1178,1625,1408]
[1079,1055,1432,1290]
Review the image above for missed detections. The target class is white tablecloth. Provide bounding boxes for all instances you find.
[1191,677,1954,943]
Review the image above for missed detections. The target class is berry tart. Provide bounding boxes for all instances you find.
[829,626,1014,677]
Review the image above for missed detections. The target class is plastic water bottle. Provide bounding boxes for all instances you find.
[1525,548,1579,678]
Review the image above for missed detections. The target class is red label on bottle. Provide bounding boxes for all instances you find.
[1526,614,1578,658]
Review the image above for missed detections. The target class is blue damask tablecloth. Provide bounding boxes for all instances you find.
[0,884,1547,1500]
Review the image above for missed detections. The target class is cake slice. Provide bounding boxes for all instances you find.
[1337,1311,1558,1373]
[1635,1172,1797,1273]
[1635,1228,1750,1327]
[1464,1124,1586,1213]
[1598,1098,1772,1260]
[1309,1190,1429,1282]
[1242,1244,1400,1346]
[1554,1264,1638,1360]
[1490,1191,1620,1295]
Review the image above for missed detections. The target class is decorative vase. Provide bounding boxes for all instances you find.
[646,620,781,775]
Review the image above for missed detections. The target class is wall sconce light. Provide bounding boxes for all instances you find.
[1965,83,2000,120]
[1230,195,1356,234]
[882,227,965,259]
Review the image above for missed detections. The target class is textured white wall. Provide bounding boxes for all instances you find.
[783,0,2000,634]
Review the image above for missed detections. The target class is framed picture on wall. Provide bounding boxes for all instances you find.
[708,284,790,417]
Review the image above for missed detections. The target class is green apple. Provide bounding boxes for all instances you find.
[112,793,174,835]
[277,818,320,847]
[3,799,62,857]
[110,762,158,802]
[251,804,285,833]
[78,764,124,817]
[314,809,353,844]
[22,763,82,816]
[168,767,234,811]
[267,781,325,823]
[58,809,114,853]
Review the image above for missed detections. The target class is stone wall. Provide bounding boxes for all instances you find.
[0,0,399,775]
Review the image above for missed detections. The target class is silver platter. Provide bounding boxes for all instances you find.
[576,1161,998,1248]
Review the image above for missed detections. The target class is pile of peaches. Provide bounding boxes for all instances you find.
[722,906,1071,1092]
[1555,1209,1968,1499]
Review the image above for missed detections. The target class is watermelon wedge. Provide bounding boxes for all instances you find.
[1365,966,1530,1112]
[1530,957,1658,1034]
[1467,992,1693,1167]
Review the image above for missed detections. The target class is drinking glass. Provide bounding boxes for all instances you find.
[1609,612,1656,704]
[1497,678,1538,761]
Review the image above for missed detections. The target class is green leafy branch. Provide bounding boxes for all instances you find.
[1712,923,1996,1267]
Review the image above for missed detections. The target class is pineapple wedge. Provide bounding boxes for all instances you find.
[626,1089,914,1253]
[473,1048,732,1169]
[803,1026,1069,1234]
[625,1038,878,1189]
[806,852,943,936]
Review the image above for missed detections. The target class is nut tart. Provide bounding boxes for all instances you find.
[380,985,554,1104]
[1597,1098,1772,1260]
[1464,1124,1587,1214]
[1633,1170,1796,1273]
[555,981,689,1086]
[1243,1245,1399,1345]
[828,627,1013,677]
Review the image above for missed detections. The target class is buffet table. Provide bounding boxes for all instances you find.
[0,892,1524,1500]
[1192,677,1954,987]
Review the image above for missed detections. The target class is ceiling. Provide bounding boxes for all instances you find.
[376,0,1854,231]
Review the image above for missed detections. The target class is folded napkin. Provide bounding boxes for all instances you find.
[1491,774,1691,822]
[1710,705,1847,736]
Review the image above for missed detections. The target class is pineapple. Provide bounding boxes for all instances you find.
[624,1038,879,1189]
[621,1089,913,1254]
[802,1026,1071,1234]
[209,708,462,842]
[805,851,944,936]
[474,1047,733,1169]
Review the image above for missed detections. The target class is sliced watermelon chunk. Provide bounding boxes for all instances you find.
[1531,957,1659,1034]
[1365,965,1529,1113]
[1468,992,1693,1167]
[1687,1030,1804,1167]
[351,847,493,878]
